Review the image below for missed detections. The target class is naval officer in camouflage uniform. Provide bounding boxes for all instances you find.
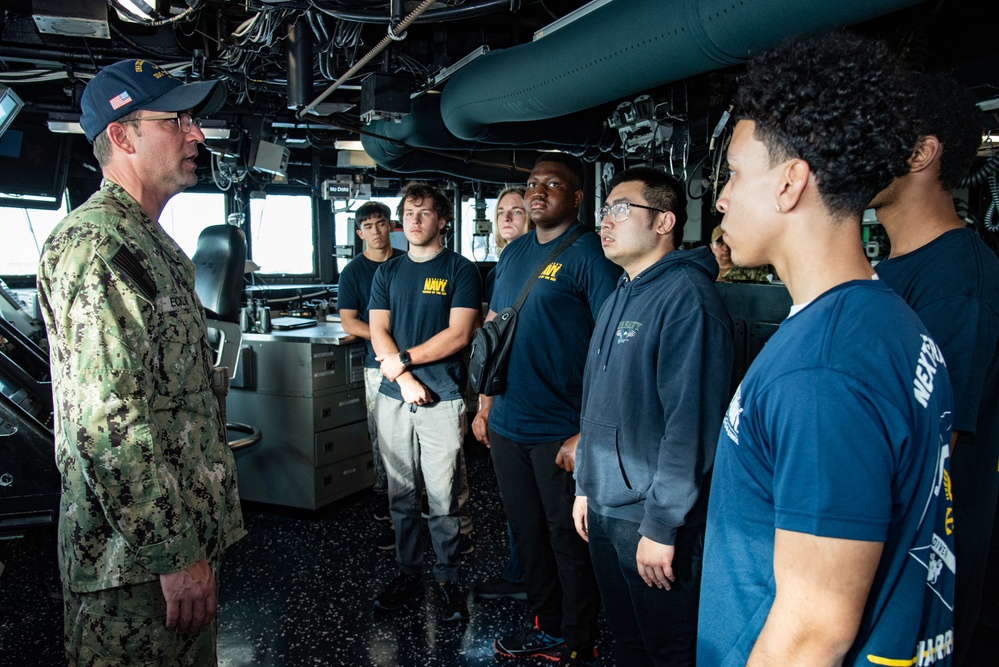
[36,59,244,665]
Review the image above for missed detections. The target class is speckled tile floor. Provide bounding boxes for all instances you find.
[0,443,614,666]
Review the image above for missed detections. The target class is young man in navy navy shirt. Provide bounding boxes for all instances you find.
[870,72,999,666]
[337,202,404,546]
[475,154,620,666]
[698,33,957,666]
[368,183,481,623]
[573,166,733,666]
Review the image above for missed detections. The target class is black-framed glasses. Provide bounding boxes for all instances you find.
[596,201,666,224]
[120,113,202,133]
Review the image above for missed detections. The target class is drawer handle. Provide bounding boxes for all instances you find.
[322,408,331,418]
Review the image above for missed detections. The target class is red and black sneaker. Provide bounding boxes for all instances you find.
[494,616,565,661]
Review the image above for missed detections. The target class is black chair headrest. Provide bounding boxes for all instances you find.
[192,225,247,323]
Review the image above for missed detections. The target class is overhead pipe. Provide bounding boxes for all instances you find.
[360,90,611,180]
[360,131,540,184]
[367,94,607,151]
[285,17,313,110]
[439,0,924,141]
[311,0,523,24]
[359,0,922,179]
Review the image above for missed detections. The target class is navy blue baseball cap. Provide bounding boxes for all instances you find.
[80,59,226,142]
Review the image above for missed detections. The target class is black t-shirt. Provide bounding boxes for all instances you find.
[488,224,620,442]
[876,228,999,436]
[337,249,404,367]
[876,227,999,623]
[369,250,482,401]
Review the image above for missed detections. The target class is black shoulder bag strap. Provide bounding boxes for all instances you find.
[509,225,588,313]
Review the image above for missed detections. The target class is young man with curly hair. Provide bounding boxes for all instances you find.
[870,72,999,666]
[698,33,957,666]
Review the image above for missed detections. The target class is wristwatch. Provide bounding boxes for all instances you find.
[399,350,412,369]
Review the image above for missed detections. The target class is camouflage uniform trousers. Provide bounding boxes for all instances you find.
[63,570,219,667]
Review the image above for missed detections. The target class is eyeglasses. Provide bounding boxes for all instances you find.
[596,201,666,224]
[119,113,202,133]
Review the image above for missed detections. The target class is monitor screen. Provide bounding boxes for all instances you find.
[0,84,24,138]
[0,117,71,210]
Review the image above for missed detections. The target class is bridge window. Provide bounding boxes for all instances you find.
[0,202,67,276]
[250,194,315,275]
[160,191,226,259]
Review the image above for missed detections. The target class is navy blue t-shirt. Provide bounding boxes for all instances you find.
[488,223,620,443]
[876,228,999,437]
[337,249,404,368]
[368,250,481,402]
[699,281,956,666]
[876,228,999,657]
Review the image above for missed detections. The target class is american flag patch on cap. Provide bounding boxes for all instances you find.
[109,91,132,111]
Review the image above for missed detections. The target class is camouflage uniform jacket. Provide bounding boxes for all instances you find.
[720,265,772,283]
[37,180,245,593]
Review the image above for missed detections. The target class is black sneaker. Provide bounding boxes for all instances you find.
[373,496,391,522]
[436,582,469,623]
[373,573,422,611]
[558,646,598,666]
[472,576,527,601]
[494,618,564,659]
[375,526,395,551]
[459,534,474,556]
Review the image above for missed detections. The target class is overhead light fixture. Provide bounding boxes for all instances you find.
[334,140,364,151]
[337,152,376,169]
[202,129,232,140]
[430,46,490,87]
[199,119,232,140]
[977,97,999,112]
[0,84,24,138]
[311,102,354,117]
[111,0,161,23]
[534,0,612,40]
[47,112,84,135]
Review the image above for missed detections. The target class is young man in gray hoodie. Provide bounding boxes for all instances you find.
[573,167,733,666]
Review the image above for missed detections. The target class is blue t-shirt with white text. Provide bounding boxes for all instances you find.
[699,280,956,666]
